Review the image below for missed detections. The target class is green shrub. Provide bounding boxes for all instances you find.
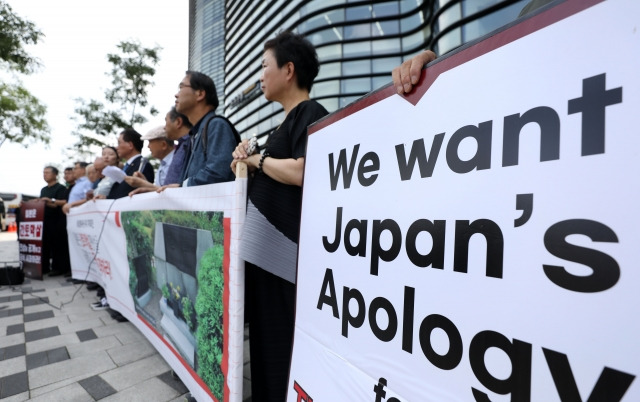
[182,297,196,331]
[195,244,225,398]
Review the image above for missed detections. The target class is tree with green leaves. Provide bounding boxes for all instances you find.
[0,1,50,148]
[70,40,161,157]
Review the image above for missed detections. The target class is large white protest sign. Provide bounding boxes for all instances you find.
[290,0,639,400]
[67,180,247,402]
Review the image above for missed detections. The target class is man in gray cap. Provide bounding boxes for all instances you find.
[124,125,175,190]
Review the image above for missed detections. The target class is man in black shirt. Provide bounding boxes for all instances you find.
[38,166,67,275]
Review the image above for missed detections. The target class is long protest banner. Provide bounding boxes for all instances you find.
[67,178,247,402]
[290,0,639,400]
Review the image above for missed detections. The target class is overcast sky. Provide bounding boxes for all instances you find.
[1,0,189,196]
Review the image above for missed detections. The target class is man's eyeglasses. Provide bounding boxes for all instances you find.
[178,83,192,90]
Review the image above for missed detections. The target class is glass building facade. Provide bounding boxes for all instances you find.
[189,0,227,108]
[189,0,531,141]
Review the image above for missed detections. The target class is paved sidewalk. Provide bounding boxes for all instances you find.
[0,232,252,401]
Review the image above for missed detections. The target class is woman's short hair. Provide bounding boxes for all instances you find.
[264,31,319,92]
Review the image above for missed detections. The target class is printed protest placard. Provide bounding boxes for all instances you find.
[19,200,45,279]
[289,0,639,400]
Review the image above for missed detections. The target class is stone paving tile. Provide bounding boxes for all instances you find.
[5,323,24,335]
[157,370,189,394]
[28,350,117,389]
[58,318,104,335]
[23,315,69,332]
[107,339,155,366]
[0,343,25,361]
[26,351,49,370]
[0,371,28,399]
[19,287,45,294]
[66,336,122,359]
[22,303,55,315]
[0,315,24,330]
[94,322,146,345]
[0,332,25,348]
[100,354,170,391]
[76,328,98,342]
[27,377,80,398]
[24,326,60,342]
[0,355,26,378]
[100,376,180,402]
[27,382,93,402]
[0,307,23,318]
[47,346,69,364]
[22,297,49,307]
[0,390,28,402]
[26,332,79,354]
[79,375,117,400]
[0,295,22,304]
[23,310,55,323]
[0,301,22,311]
[66,310,112,324]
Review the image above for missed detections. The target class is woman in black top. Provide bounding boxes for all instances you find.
[232,31,328,401]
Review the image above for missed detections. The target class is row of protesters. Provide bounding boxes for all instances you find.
[125,70,235,196]
[62,160,105,213]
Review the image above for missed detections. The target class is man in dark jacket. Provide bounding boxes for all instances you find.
[107,128,154,199]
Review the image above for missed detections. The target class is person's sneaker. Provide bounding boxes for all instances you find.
[91,297,109,311]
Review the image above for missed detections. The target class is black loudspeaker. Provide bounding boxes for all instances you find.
[0,263,24,286]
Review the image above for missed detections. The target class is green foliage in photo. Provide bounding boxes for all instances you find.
[121,208,226,396]
[195,244,225,398]
[182,297,196,331]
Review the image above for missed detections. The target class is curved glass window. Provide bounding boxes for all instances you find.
[342,60,371,76]
[344,41,372,57]
[341,77,371,93]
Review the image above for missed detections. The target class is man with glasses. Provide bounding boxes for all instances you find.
[170,70,236,187]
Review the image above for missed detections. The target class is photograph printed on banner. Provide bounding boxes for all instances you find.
[122,210,225,397]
